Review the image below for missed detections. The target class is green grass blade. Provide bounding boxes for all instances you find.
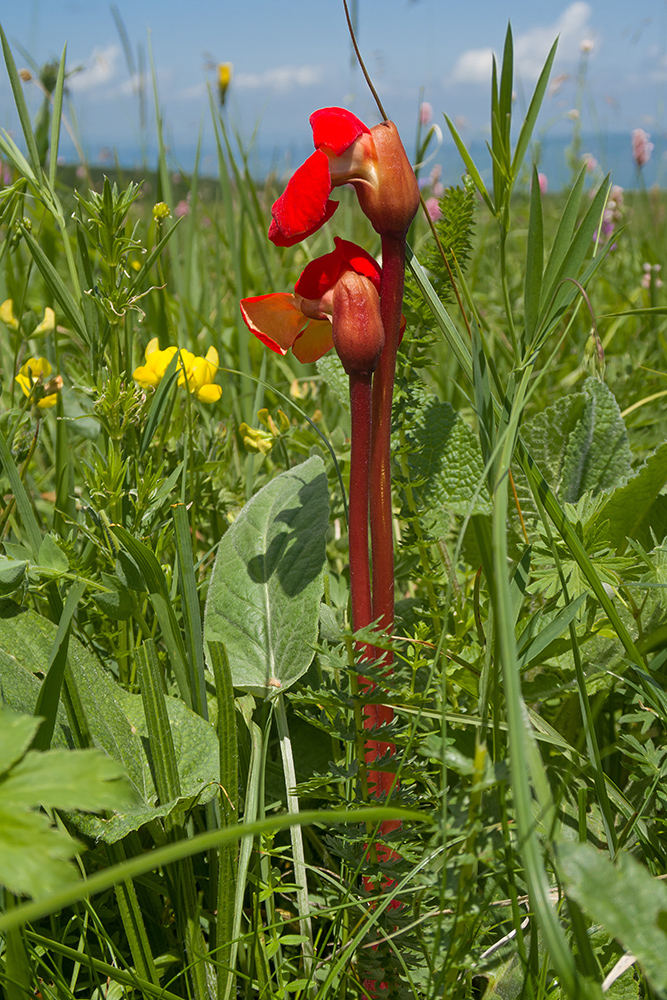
[0,426,42,560]
[0,24,42,178]
[19,224,89,346]
[48,44,67,190]
[172,503,207,720]
[0,804,425,935]
[523,166,544,346]
[539,163,587,312]
[491,374,583,997]
[139,351,180,456]
[511,37,558,177]
[130,215,183,296]
[33,580,86,751]
[136,639,182,803]
[209,641,239,1000]
[443,114,494,214]
[407,245,474,380]
[111,524,192,708]
[540,174,611,325]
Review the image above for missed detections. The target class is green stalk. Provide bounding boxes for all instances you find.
[137,640,213,998]
[490,368,585,998]
[274,692,314,977]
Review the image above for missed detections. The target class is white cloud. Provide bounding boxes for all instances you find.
[451,47,495,85]
[68,44,121,92]
[451,2,593,85]
[235,64,325,93]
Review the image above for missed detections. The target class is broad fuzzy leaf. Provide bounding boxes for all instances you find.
[401,396,491,521]
[559,842,667,994]
[204,456,329,694]
[521,378,631,504]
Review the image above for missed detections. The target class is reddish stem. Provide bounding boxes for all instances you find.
[364,233,406,814]
[348,371,373,634]
[370,233,406,641]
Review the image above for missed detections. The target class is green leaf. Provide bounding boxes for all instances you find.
[598,441,667,552]
[316,353,349,410]
[401,396,491,520]
[539,164,587,314]
[0,748,133,812]
[48,44,67,190]
[559,842,667,994]
[204,457,329,694]
[37,534,69,574]
[94,573,134,621]
[0,601,219,842]
[511,37,558,177]
[0,25,41,180]
[0,804,80,898]
[0,557,27,595]
[19,225,89,346]
[524,166,544,345]
[443,115,494,214]
[521,378,631,504]
[0,708,40,771]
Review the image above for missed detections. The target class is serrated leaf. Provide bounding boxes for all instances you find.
[522,378,631,504]
[559,842,667,994]
[0,748,133,812]
[204,457,329,694]
[316,353,349,410]
[402,396,490,518]
[0,804,79,898]
[598,441,667,552]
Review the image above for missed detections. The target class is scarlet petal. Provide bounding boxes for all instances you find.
[310,107,370,155]
[291,319,334,364]
[239,293,308,355]
[269,149,337,246]
[332,237,382,292]
[295,237,382,300]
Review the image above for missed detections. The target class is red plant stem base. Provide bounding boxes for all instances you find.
[360,235,408,997]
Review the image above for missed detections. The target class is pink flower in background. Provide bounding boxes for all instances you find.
[425,197,442,221]
[632,128,653,169]
[583,153,597,173]
[641,263,663,290]
[420,102,433,125]
[174,199,190,218]
[538,173,548,195]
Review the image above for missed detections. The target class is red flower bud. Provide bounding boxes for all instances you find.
[331,272,384,377]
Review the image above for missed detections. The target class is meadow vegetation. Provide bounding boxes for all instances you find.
[1,20,667,1000]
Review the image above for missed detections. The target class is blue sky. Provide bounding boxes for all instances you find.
[0,1,665,173]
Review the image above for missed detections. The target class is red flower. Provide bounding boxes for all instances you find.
[268,107,420,247]
[240,237,382,365]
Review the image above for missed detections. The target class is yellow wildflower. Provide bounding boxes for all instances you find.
[15,356,62,409]
[133,339,222,403]
[133,338,178,388]
[218,63,232,106]
[33,307,55,337]
[0,299,18,330]
[180,346,223,403]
